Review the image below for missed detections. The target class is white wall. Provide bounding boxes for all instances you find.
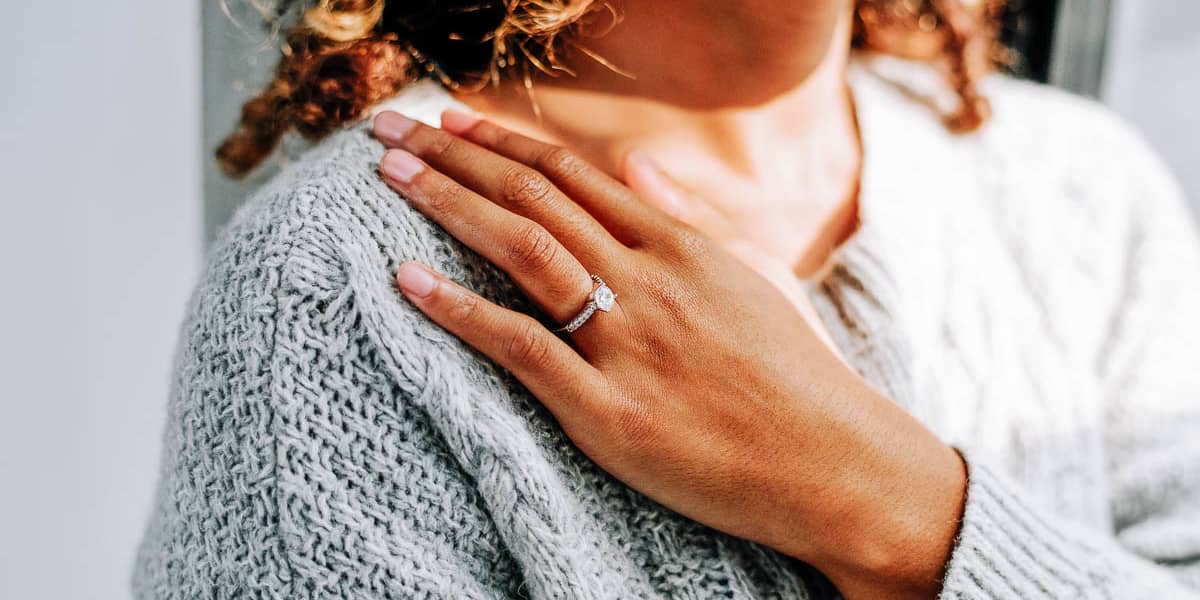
[0,2,201,599]
[1104,0,1200,215]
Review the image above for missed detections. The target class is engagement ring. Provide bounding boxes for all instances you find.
[555,274,616,334]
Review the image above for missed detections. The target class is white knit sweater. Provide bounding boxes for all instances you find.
[821,57,1200,597]
[134,57,1200,598]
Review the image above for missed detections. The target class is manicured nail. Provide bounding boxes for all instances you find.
[381,149,424,184]
[396,262,437,298]
[440,108,482,135]
[374,111,418,143]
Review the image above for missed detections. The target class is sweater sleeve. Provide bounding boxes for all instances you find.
[939,125,1200,599]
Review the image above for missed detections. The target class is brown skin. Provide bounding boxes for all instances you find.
[456,0,863,285]
[622,150,854,355]
[373,110,967,599]
[537,0,847,110]
[372,1,967,597]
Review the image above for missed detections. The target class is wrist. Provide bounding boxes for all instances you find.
[822,433,966,599]
[766,388,967,599]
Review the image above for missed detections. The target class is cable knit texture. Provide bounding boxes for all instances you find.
[134,57,1200,598]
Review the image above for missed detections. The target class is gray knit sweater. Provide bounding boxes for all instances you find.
[134,57,1200,598]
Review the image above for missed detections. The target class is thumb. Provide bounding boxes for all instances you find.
[622,149,707,223]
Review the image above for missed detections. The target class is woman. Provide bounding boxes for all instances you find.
[135,0,1200,598]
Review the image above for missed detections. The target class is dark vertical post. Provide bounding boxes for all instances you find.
[999,0,1062,82]
[1048,0,1113,97]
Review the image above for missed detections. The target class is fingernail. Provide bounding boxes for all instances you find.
[396,262,437,298]
[374,111,418,143]
[441,108,482,135]
[381,149,424,184]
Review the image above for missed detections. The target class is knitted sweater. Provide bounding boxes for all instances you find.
[134,57,1200,598]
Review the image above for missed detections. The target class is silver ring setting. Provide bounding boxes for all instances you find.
[555,274,617,334]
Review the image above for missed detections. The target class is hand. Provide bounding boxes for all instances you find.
[373,109,966,599]
[620,150,842,356]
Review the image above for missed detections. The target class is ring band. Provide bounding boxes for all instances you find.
[555,274,617,334]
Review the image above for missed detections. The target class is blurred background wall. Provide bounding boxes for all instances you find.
[0,2,201,600]
[0,1,1195,599]
[1104,1,1200,217]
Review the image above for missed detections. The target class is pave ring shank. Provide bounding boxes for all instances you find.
[555,274,617,334]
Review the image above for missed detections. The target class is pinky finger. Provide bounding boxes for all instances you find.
[395,261,601,410]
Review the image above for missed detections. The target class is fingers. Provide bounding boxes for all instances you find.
[439,109,673,246]
[619,151,729,247]
[395,261,603,416]
[622,149,686,219]
[375,111,620,267]
[380,149,593,324]
[623,149,725,232]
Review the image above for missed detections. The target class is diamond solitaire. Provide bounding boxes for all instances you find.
[555,274,617,333]
[593,283,616,312]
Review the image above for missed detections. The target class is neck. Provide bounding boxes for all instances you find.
[454,2,861,275]
[525,0,852,110]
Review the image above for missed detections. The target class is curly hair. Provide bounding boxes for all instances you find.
[217,0,1007,178]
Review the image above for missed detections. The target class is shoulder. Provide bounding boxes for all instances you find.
[977,72,1195,270]
[195,99,528,382]
[197,124,406,339]
[199,117,515,366]
[207,79,474,285]
[851,53,1179,202]
[981,74,1180,200]
[847,55,1196,357]
[852,53,1190,246]
[138,104,521,595]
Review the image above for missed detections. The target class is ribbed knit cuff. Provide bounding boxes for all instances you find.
[939,454,1110,599]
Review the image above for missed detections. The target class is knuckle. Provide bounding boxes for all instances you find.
[446,291,481,324]
[635,270,692,325]
[500,166,556,209]
[416,127,456,159]
[421,178,458,214]
[504,319,554,368]
[665,225,712,260]
[477,124,513,149]
[506,223,560,272]
[652,283,692,324]
[537,146,588,182]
